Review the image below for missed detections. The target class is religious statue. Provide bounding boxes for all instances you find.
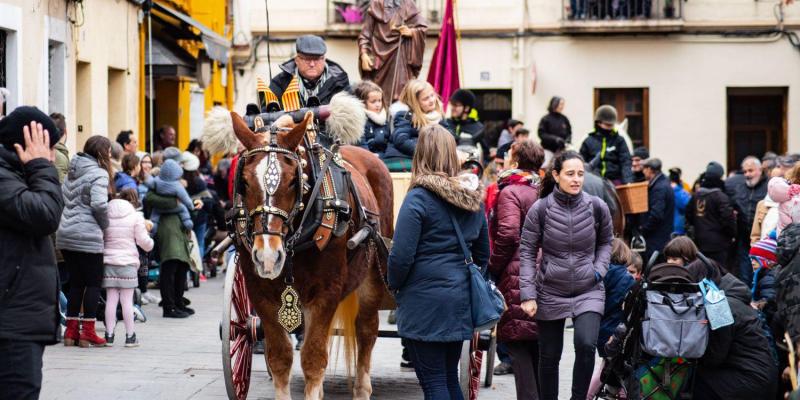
[358,0,428,105]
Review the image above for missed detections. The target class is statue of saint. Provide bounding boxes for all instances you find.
[358,0,428,105]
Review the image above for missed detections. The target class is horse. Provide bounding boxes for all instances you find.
[202,95,394,400]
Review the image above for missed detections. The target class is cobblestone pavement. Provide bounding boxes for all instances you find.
[41,277,577,399]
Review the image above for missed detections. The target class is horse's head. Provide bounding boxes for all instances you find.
[231,111,312,280]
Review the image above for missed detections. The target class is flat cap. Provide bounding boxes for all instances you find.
[296,35,327,56]
[642,157,662,171]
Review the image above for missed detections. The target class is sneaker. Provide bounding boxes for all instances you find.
[104,333,115,347]
[143,292,161,304]
[163,308,189,318]
[493,362,513,376]
[133,305,147,323]
[125,333,139,348]
[400,361,415,371]
[178,306,195,315]
[140,296,150,305]
[387,310,397,325]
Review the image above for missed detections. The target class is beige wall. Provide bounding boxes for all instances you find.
[0,0,140,153]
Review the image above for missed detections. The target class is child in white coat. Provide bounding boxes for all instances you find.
[102,188,154,347]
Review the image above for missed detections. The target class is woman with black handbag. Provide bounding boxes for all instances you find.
[388,124,490,400]
[518,150,613,400]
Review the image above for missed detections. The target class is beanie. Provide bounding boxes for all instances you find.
[449,89,476,109]
[163,146,182,162]
[705,161,725,181]
[159,159,184,182]
[181,151,200,172]
[594,105,618,125]
[0,106,60,149]
[750,237,778,265]
[633,146,649,160]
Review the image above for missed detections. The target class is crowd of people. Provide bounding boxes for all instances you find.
[2,32,800,400]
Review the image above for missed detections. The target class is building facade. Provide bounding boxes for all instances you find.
[234,0,800,180]
[0,0,140,152]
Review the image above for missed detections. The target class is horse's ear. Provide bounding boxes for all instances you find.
[230,111,262,150]
[280,111,312,150]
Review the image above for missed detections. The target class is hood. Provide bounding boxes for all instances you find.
[718,273,751,303]
[411,173,485,212]
[107,198,136,219]
[389,102,410,117]
[764,194,778,208]
[68,153,101,180]
[55,142,69,158]
[778,223,800,267]
[0,144,22,171]
[159,159,183,182]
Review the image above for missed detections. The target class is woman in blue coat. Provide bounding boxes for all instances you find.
[388,124,489,400]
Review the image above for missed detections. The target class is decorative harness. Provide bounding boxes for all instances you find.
[226,115,369,332]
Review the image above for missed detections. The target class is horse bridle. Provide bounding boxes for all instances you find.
[233,123,306,253]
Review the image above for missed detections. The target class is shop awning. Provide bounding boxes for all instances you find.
[151,2,230,64]
[145,38,196,77]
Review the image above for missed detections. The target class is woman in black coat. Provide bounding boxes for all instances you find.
[686,259,777,400]
[537,96,572,152]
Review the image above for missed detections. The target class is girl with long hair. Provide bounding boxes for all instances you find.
[58,135,114,347]
[382,79,453,171]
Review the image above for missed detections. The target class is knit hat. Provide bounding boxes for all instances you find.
[705,161,725,181]
[0,106,60,149]
[594,105,618,125]
[750,237,778,264]
[163,146,182,162]
[159,159,183,182]
[449,89,476,109]
[633,146,649,160]
[181,151,200,172]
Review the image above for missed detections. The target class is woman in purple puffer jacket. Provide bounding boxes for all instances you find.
[518,150,613,400]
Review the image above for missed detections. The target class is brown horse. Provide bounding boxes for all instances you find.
[225,110,394,399]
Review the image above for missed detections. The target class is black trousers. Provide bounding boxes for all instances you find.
[538,312,602,400]
[62,250,104,319]
[159,260,189,310]
[507,340,541,400]
[0,340,44,400]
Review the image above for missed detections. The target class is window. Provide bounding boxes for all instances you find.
[595,88,649,149]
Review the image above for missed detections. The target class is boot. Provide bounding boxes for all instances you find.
[64,317,80,347]
[79,319,107,347]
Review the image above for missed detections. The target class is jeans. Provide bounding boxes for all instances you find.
[496,342,513,364]
[507,340,540,400]
[570,0,586,18]
[538,312,602,400]
[406,339,464,400]
[193,221,207,262]
[0,340,44,400]
[159,260,189,310]
[62,250,104,319]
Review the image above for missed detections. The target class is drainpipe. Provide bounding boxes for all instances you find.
[511,1,529,118]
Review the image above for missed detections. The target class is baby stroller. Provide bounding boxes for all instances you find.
[595,252,715,400]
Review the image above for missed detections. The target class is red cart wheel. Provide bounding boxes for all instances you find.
[221,259,258,400]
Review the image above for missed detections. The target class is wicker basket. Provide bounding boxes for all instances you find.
[616,182,649,214]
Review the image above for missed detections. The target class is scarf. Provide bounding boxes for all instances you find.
[497,169,541,191]
[424,111,442,125]
[297,65,329,102]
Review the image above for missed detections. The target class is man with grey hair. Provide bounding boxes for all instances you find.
[638,157,674,261]
[726,155,769,285]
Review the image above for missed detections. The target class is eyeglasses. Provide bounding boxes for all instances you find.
[297,54,324,64]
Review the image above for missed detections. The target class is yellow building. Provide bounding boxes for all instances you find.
[141,0,234,152]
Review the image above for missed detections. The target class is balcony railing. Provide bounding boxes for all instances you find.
[327,0,443,31]
[562,0,682,22]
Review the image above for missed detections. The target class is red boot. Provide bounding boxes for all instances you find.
[64,317,80,347]
[79,319,107,347]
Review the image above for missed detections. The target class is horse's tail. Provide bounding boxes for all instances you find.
[330,290,359,377]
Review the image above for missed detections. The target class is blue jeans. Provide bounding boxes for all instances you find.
[193,221,207,261]
[406,339,464,400]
